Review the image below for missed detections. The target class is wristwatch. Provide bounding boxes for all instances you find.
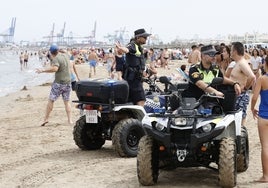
[233,82,240,86]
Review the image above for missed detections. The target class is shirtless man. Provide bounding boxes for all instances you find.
[188,44,202,65]
[88,48,99,77]
[19,52,24,70]
[159,48,170,69]
[24,50,29,68]
[230,42,256,126]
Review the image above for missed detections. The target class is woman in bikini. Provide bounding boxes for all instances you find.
[251,55,268,183]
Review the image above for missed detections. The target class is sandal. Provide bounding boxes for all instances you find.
[40,121,48,126]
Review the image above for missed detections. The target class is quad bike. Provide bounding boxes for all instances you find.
[137,77,249,188]
[73,78,146,157]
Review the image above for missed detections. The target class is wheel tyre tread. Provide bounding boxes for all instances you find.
[137,135,158,185]
[218,137,237,187]
[112,118,144,157]
[237,126,249,172]
[73,115,105,150]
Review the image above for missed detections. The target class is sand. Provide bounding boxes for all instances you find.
[0,61,266,188]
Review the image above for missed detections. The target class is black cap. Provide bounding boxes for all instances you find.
[134,28,151,38]
[201,45,218,56]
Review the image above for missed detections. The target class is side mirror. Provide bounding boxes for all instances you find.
[159,76,171,84]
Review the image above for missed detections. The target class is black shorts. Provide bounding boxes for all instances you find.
[128,81,145,104]
[71,81,77,91]
[116,64,124,72]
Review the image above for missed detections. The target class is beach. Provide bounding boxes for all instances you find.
[0,61,266,188]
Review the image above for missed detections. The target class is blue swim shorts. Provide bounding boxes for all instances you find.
[89,60,97,67]
[235,91,249,119]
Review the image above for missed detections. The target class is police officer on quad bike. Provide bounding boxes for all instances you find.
[182,44,241,99]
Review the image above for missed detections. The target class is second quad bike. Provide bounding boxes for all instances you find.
[73,78,146,157]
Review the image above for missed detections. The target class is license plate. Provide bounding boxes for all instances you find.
[85,110,98,123]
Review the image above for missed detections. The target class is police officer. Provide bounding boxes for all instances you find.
[115,28,151,106]
[182,45,241,99]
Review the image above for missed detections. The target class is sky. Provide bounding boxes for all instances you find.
[0,0,267,44]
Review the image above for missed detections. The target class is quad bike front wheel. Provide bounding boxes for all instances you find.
[137,135,159,185]
[237,126,249,172]
[112,118,145,157]
[73,115,105,150]
[218,137,237,188]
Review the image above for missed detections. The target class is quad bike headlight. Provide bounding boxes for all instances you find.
[174,117,187,126]
[155,122,165,131]
[202,123,213,133]
[174,117,195,126]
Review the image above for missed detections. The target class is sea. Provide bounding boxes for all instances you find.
[0,50,53,97]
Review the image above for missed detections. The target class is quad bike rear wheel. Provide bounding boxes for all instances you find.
[237,126,249,172]
[73,115,105,150]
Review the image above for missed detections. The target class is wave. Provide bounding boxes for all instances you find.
[0,52,53,97]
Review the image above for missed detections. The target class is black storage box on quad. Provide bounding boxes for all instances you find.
[75,79,129,104]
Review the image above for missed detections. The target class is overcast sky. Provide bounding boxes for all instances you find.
[0,0,266,43]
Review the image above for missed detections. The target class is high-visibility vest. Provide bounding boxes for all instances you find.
[196,64,219,84]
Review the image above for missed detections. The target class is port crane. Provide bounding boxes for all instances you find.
[0,17,16,43]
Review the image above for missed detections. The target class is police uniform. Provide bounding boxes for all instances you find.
[182,62,223,99]
[124,40,146,104]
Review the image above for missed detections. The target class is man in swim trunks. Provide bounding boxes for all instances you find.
[88,47,99,77]
[36,44,72,126]
[230,42,256,126]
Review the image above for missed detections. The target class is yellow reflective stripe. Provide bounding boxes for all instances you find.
[197,68,219,83]
[135,44,141,56]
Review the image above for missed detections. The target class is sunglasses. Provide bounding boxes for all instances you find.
[205,53,215,57]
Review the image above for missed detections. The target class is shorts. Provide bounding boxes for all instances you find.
[116,64,124,72]
[89,60,97,67]
[71,81,76,91]
[128,80,145,104]
[49,82,71,101]
[70,73,76,82]
[235,91,249,119]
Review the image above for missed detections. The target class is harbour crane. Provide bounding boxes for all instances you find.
[0,17,16,43]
